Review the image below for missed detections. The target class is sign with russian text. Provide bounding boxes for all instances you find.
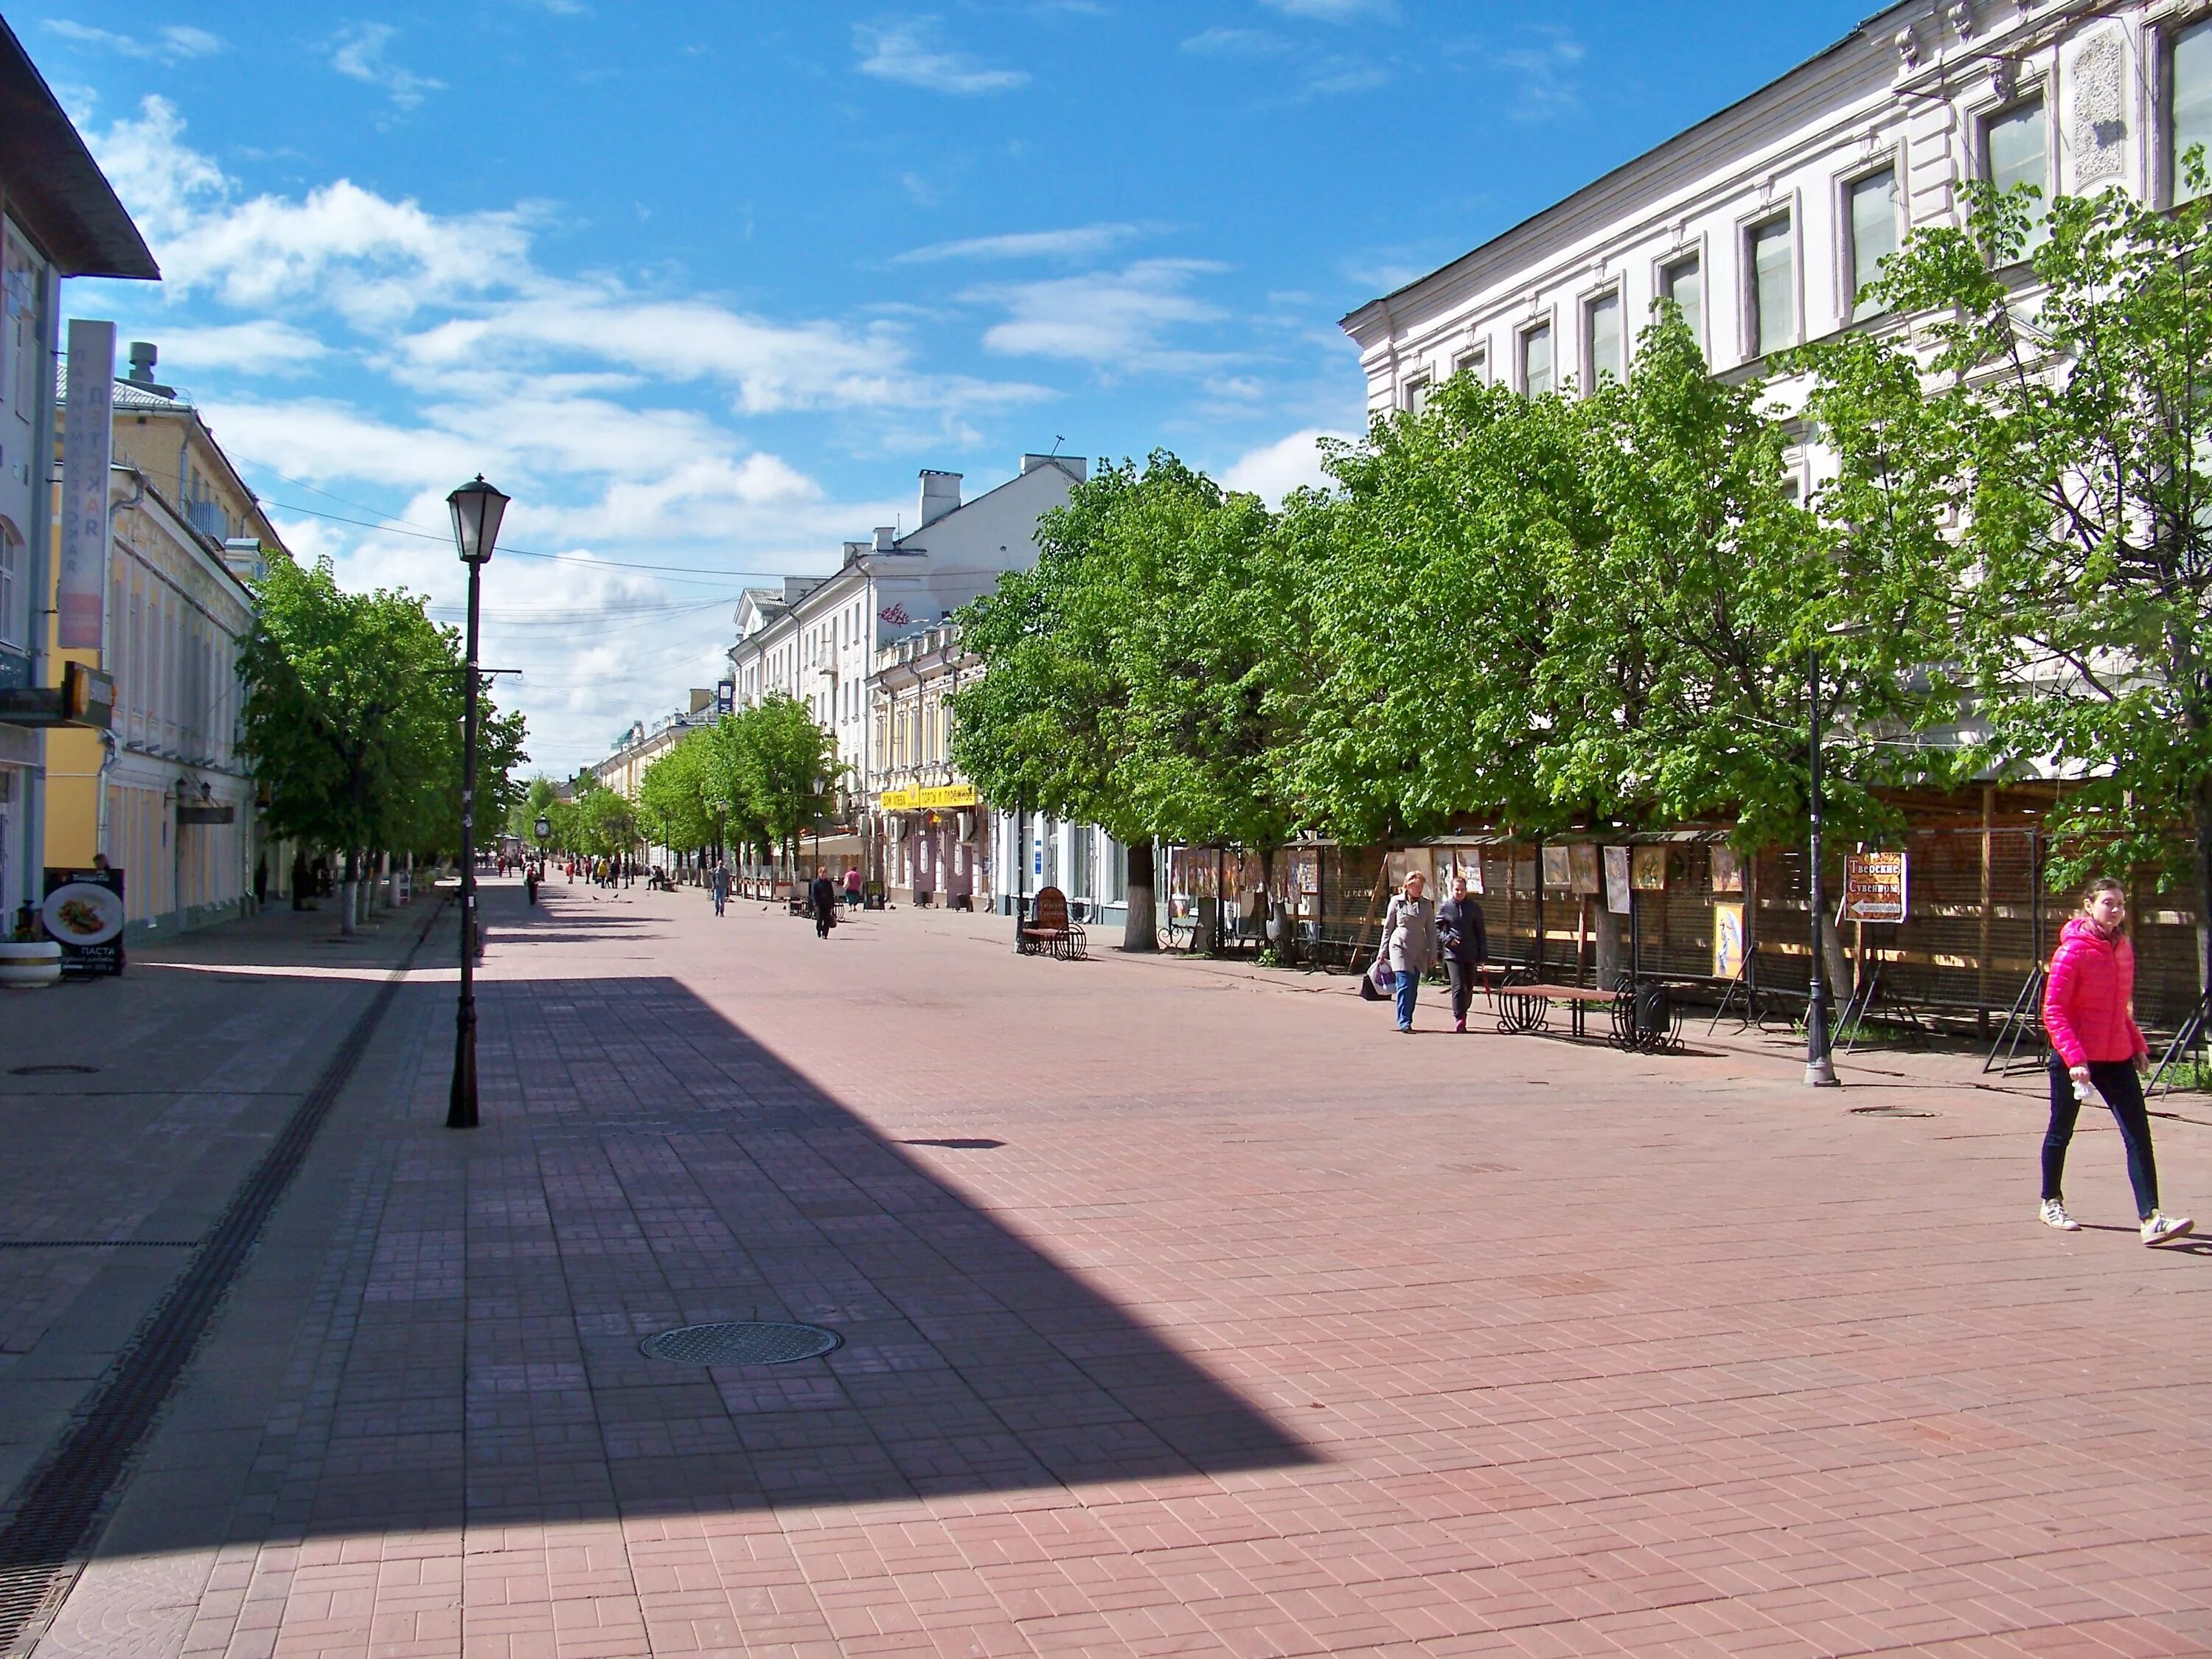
[60,321,114,650]
[43,866,125,977]
[1843,851,1908,923]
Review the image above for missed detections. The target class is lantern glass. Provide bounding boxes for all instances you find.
[448,475,510,564]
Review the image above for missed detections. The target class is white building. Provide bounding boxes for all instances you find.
[1343,0,2200,448]
[726,453,1088,883]
[0,22,159,930]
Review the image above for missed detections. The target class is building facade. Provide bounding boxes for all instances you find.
[726,454,1088,886]
[0,21,159,929]
[588,688,722,869]
[1343,0,2198,458]
[46,347,282,933]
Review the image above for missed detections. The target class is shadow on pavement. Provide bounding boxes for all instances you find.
[230,972,1317,1540]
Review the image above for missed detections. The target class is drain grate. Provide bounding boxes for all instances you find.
[6,1065,97,1078]
[641,1321,842,1366]
[0,897,448,1658]
[1851,1105,1938,1119]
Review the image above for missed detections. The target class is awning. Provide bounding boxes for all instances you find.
[798,832,866,858]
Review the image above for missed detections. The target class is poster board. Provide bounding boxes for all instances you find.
[1603,846,1632,916]
[1711,900,1747,980]
[42,866,125,977]
[1568,843,1600,896]
[1540,845,1571,889]
[1843,851,1907,924]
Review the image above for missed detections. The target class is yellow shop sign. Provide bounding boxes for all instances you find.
[878,784,980,811]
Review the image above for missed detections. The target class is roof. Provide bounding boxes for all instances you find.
[0,18,159,279]
[1341,4,1905,333]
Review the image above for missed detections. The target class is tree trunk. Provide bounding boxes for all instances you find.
[2195,780,2212,1009]
[1121,838,1158,952]
[339,847,358,936]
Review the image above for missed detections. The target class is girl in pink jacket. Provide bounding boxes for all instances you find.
[2040,877,2191,1244]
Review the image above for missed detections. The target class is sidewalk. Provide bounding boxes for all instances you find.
[16,877,2212,1658]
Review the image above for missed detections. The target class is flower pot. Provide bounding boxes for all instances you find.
[0,941,64,989]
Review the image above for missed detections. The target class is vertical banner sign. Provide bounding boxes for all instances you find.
[1843,851,1908,923]
[60,321,115,650]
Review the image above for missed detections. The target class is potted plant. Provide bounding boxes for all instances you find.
[0,914,62,989]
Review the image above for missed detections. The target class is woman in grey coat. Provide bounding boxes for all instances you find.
[1380,870,1441,1034]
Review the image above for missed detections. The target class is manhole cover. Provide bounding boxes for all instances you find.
[8,1064,97,1077]
[1851,1105,1938,1119]
[639,1321,842,1366]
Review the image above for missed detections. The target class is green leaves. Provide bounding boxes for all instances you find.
[700,695,840,860]
[238,555,527,859]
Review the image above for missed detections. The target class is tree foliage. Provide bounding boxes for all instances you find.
[1797,161,2212,982]
[239,554,526,865]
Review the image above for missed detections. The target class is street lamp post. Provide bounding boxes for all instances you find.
[1804,647,1839,1088]
[446,474,509,1131]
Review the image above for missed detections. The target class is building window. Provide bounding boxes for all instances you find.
[1984,96,2048,254]
[1403,376,1430,414]
[1584,290,1622,386]
[2172,18,2212,201]
[1748,215,1794,357]
[1846,167,1898,320]
[1660,254,1702,350]
[1453,346,1486,381]
[0,529,15,649]
[1068,826,1091,900]
[1520,321,1553,396]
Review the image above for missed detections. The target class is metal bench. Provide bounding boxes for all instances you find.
[1018,887,1088,960]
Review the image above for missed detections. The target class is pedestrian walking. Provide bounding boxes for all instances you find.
[844,866,863,911]
[712,861,730,918]
[1380,869,1440,1034]
[808,867,838,939]
[1437,873,1489,1033]
[2040,877,2192,1245]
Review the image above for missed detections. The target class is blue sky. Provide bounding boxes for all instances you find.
[33,0,1868,775]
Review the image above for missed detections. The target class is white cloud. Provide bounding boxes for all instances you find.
[44,21,224,61]
[973,259,1231,372]
[139,320,331,375]
[1495,28,1583,122]
[1180,28,1286,57]
[330,24,445,109]
[855,19,1029,94]
[1259,0,1396,18]
[1221,428,1353,504]
[894,223,1149,264]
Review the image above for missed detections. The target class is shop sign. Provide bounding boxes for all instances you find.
[880,783,978,811]
[879,787,919,810]
[43,866,125,977]
[1843,851,1908,923]
[60,321,114,650]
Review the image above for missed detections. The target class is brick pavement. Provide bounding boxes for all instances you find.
[18,877,2212,1658]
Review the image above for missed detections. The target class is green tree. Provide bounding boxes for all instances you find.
[239,555,526,925]
[636,732,723,860]
[1797,165,2212,990]
[700,696,837,872]
[953,455,1295,948]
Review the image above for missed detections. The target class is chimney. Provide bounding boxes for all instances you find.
[1020,453,1087,481]
[874,526,897,552]
[918,469,961,526]
[128,341,157,383]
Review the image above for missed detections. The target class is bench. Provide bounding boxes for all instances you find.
[1019,887,1088,960]
[1490,978,1683,1051]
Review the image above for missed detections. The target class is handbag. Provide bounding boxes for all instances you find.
[1362,951,1393,1001]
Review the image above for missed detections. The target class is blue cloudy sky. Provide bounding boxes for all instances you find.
[34,0,1866,774]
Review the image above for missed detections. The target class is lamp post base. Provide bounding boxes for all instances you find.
[447,1005,479,1128]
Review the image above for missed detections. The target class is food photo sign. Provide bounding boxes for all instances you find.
[41,867,125,977]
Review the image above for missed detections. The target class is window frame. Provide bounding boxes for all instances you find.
[1517,310,1558,397]
[1453,342,1488,383]
[2161,13,2212,207]
[1839,155,1904,325]
[1402,373,1431,415]
[1653,240,1707,357]
[1741,204,1801,362]
[1977,86,2051,263]
[1579,282,1625,389]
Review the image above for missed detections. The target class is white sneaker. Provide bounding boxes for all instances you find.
[2141,1213,2194,1246]
[2040,1199,2080,1231]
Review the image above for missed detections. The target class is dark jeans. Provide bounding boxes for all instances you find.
[2045,1055,2160,1220]
[1445,959,1479,1024]
[1394,969,1419,1030]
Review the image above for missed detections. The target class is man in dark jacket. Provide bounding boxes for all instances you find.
[807,868,837,939]
[1438,873,1489,1034]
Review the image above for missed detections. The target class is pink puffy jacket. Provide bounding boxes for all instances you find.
[2043,917,2149,1068]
